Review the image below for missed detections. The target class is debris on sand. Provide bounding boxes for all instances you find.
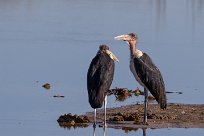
[108,87,132,101]
[109,112,140,124]
[115,88,131,96]
[108,87,183,102]
[57,113,91,128]
[53,94,65,98]
[108,87,131,96]
[42,83,51,90]
[147,95,155,101]
[108,87,156,102]
[166,91,183,94]
[132,87,143,96]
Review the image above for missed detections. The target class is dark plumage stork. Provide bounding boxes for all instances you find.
[87,45,119,127]
[114,33,167,124]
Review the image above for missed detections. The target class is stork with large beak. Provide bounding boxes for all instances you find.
[87,44,119,128]
[115,33,167,125]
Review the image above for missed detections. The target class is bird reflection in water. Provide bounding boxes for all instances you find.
[93,125,147,136]
[142,128,147,136]
[93,125,106,136]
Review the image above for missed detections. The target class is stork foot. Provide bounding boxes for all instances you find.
[98,122,107,128]
[143,122,149,125]
[93,123,96,128]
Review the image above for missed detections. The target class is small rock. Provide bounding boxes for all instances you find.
[115,112,123,116]
[133,88,142,96]
[110,113,139,122]
[110,116,124,121]
[42,83,51,90]
[53,94,65,98]
[70,120,75,125]
[176,92,183,94]
[148,95,155,101]
[116,88,130,96]
[57,113,91,124]
[116,95,129,101]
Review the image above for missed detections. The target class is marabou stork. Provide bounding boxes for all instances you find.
[87,45,119,127]
[114,33,167,124]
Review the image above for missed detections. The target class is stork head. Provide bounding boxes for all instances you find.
[99,44,119,62]
[114,33,138,46]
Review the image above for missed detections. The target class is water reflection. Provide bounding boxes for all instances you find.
[154,0,166,30]
[0,0,204,136]
[93,127,106,136]
[58,122,147,136]
[186,0,204,31]
[143,0,204,32]
[143,128,147,136]
[58,122,89,129]
[157,0,166,30]
[0,0,203,19]
[93,126,147,136]
[113,126,139,133]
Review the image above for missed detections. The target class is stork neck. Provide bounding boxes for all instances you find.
[129,40,137,56]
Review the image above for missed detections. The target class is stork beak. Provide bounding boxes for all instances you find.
[114,34,129,41]
[105,50,119,62]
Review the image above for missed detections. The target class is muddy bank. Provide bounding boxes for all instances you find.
[85,103,204,128]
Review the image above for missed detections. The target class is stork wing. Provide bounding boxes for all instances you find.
[133,53,167,109]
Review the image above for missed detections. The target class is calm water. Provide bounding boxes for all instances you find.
[0,0,204,135]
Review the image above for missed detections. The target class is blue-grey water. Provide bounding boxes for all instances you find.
[0,0,204,135]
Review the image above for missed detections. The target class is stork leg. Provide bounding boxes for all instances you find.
[93,125,96,136]
[104,95,107,128]
[103,125,106,136]
[143,88,148,125]
[93,109,96,128]
[142,128,147,136]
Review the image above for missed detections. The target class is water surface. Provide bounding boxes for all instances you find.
[0,0,204,135]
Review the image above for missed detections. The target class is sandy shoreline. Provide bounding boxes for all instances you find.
[85,103,204,128]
